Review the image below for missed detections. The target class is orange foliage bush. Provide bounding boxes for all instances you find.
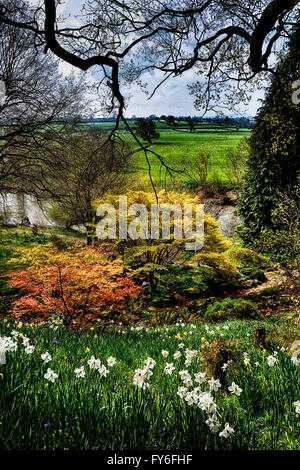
[7,243,141,327]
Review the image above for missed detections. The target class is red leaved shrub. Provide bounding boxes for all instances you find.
[7,243,141,328]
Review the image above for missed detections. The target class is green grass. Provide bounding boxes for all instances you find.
[0,229,49,274]
[79,121,251,186]
[129,129,250,185]
[0,318,299,450]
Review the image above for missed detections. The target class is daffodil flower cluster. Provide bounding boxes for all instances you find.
[293,401,300,414]
[267,354,278,367]
[291,340,300,365]
[86,355,116,377]
[0,336,18,354]
[133,357,156,389]
[176,370,235,437]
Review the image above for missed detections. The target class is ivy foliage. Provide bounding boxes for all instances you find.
[238,23,300,241]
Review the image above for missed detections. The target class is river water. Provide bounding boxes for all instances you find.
[0,193,53,226]
[0,193,242,238]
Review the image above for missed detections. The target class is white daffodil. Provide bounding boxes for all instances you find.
[98,364,109,377]
[161,350,169,358]
[173,351,181,360]
[74,366,85,378]
[179,370,190,379]
[144,357,156,369]
[133,368,150,389]
[191,388,202,403]
[228,381,243,396]
[183,376,193,387]
[24,345,35,354]
[41,351,52,363]
[132,376,140,386]
[267,355,277,367]
[87,356,101,369]
[219,423,234,438]
[0,337,17,353]
[44,368,58,383]
[208,377,221,392]
[243,352,250,365]
[194,372,206,384]
[10,330,19,339]
[293,401,300,414]
[185,392,195,406]
[107,356,116,367]
[206,414,221,432]
[133,369,146,381]
[291,350,300,365]
[143,368,153,380]
[22,337,30,346]
[177,386,187,399]
[179,370,193,387]
[185,348,196,360]
[291,340,300,351]
[198,392,217,414]
[164,362,175,375]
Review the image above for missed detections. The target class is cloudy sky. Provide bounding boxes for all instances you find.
[121,70,264,118]
[53,0,265,118]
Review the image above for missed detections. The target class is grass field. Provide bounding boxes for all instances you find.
[80,121,251,186]
[0,318,299,450]
[129,129,250,186]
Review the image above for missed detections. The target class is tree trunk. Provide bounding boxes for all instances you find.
[148,274,157,292]
[254,327,266,348]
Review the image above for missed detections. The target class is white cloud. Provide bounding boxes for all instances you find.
[122,68,264,118]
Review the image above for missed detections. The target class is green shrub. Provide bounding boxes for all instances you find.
[255,287,281,299]
[0,230,50,247]
[0,277,21,317]
[48,234,75,251]
[225,246,270,269]
[160,265,237,299]
[0,246,14,259]
[204,297,262,322]
[239,267,267,283]
[145,285,175,307]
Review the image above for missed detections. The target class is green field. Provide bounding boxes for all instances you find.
[129,129,250,186]
[81,121,251,186]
